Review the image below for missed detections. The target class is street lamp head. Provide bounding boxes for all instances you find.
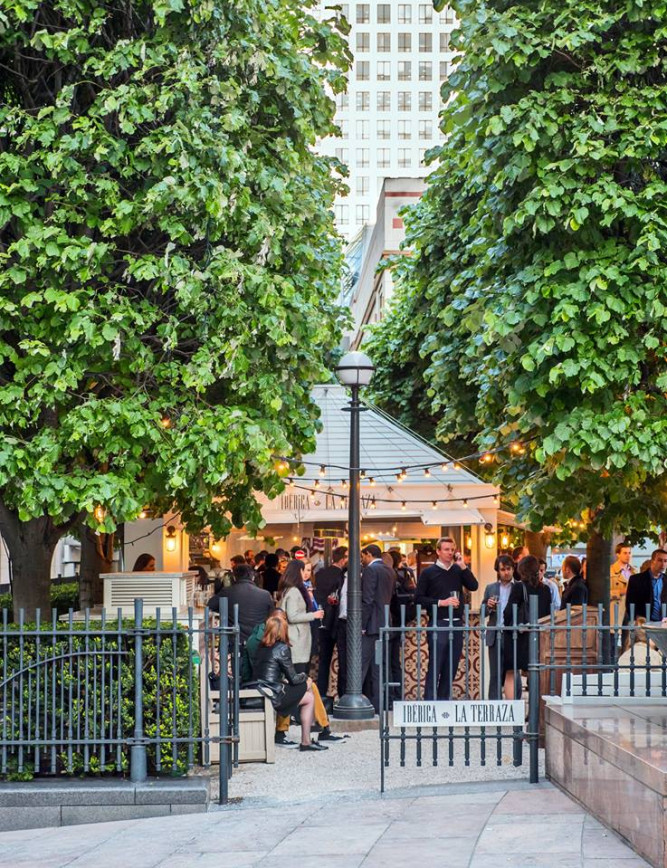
[335,351,375,388]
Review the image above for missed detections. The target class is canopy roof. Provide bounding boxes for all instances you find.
[257,385,498,526]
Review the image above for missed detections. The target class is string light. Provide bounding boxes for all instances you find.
[360,469,366,479]
[287,478,295,489]
[319,465,326,477]
[370,497,377,510]
[396,472,404,483]
[401,501,407,511]
[313,479,320,489]
[369,477,376,487]
[463,499,468,508]
[431,501,437,510]
[493,495,499,505]
[424,468,431,477]
[341,479,348,488]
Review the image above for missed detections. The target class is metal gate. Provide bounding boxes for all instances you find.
[378,600,541,793]
[1,597,240,803]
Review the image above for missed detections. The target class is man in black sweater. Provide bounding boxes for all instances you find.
[416,536,479,700]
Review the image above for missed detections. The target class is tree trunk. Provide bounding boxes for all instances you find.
[586,530,612,612]
[79,526,114,609]
[525,530,549,560]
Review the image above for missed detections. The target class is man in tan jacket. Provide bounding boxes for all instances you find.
[610,543,634,598]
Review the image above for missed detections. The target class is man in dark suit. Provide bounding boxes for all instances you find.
[416,536,479,700]
[482,555,515,699]
[208,564,272,643]
[360,544,395,714]
[314,545,348,698]
[625,549,667,623]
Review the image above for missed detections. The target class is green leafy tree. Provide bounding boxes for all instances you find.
[0,0,350,617]
[367,0,667,603]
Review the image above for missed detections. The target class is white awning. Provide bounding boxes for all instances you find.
[420,508,486,526]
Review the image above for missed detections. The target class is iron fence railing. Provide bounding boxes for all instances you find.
[0,597,240,804]
[379,596,667,792]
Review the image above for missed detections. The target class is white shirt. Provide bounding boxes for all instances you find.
[339,578,348,619]
[435,559,454,571]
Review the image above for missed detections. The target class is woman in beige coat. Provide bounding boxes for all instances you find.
[279,559,324,671]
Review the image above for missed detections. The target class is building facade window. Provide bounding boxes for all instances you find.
[377,3,390,23]
[376,120,390,139]
[356,32,369,52]
[377,91,391,111]
[419,91,433,111]
[377,32,391,52]
[398,120,412,140]
[398,32,412,52]
[398,4,412,23]
[335,204,349,225]
[356,3,369,23]
[419,32,433,52]
[356,175,369,195]
[336,93,349,110]
[377,61,390,80]
[419,119,433,139]
[339,119,349,139]
[356,119,369,140]
[440,32,450,51]
[334,147,349,162]
[398,91,412,111]
[419,61,432,81]
[398,148,412,168]
[356,60,369,80]
[398,61,412,81]
[418,3,433,23]
[377,148,390,168]
[440,61,449,79]
[356,148,369,167]
[356,91,369,111]
[356,204,370,224]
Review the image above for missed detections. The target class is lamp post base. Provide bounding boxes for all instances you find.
[332,692,375,720]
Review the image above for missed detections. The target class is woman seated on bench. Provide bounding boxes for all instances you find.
[252,612,328,752]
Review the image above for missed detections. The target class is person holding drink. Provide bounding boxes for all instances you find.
[278,559,324,675]
[482,554,515,699]
[416,537,479,700]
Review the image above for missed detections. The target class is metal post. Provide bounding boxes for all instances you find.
[218,596,229,804]
[130,598,147,783]
[334,384,374,720]
[528,594,540,784]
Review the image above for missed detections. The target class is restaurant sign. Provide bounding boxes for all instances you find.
[393,700,525,728]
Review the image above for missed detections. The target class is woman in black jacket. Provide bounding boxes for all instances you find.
[503,555,552,699]
[560,556,589,609]
[252,612,326,752]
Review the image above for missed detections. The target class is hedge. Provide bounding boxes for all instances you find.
[0,582,79,617]
[1,617,199,781]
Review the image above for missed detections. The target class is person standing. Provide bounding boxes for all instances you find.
[360,544,396,713]
[278,559,324,673]
[482,554,514,699]
[610,543,634,598]
[503,556,551,699]
[560,556,588,609]
[207,563,272,644]
[261,553,282,597]
[416,536,479,700]
[625,549,667,623]
[539,558,561,610]
[313,546,348,698]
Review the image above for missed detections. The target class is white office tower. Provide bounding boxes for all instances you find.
[317,2,457,239]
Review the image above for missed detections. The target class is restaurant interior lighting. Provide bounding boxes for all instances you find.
[484,523,495,549]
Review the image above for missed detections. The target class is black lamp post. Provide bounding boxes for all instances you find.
[333,350,375,721]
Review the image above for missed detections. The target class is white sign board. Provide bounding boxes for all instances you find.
[393,701,525,728]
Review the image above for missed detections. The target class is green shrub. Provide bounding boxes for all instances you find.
[0,617,199,780]
[0,582,79,618]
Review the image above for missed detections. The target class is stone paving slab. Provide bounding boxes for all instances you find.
[0,781,649,867]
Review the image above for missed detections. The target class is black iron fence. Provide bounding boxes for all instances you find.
[379,597,667,792]
[0,598,240,803]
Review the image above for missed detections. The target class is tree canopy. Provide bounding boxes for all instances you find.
[0,0,350,613]
[367,0,667,550]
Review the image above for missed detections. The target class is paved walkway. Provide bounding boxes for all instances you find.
[0,781,648,867]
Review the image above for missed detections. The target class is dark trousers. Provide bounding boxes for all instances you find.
[425,625,463,700]
[361,633,380,713]
[487,641,502,700]
[389,634,403,702]
[316,628,336,696]
[337,620,347,697]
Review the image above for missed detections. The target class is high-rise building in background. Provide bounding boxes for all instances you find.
[317,1,457,239]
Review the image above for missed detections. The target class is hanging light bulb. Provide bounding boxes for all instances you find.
[369,477,376,487]
[313,479,320,489]
[341,479,348,488]
[493,495,499,505]
[396,472,403,483]
[431,501,437,510]
[454,462,461,471]
[360,469,366,479]
[287,477,295,489]
[370,497,376,510]
[441,462,448,472]
[401,501,406,511]
[424,467,431,477]
[319,465,326,477]
[463,498,468,508]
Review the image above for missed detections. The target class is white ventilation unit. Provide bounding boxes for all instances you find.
[101,572,197,616]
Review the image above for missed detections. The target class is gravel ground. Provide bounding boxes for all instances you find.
[217,726,545,805]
